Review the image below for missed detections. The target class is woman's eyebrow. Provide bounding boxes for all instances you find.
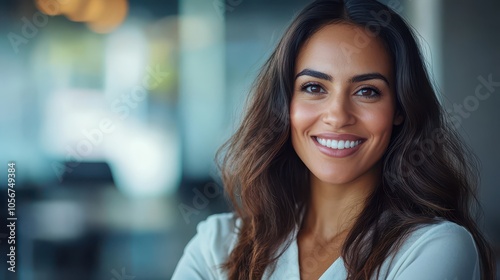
[295,68,389,86]
[350,73,389,86]
[295,69,332,81]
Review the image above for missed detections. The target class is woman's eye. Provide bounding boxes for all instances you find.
[301,83,325,94]
[355,88,380,99]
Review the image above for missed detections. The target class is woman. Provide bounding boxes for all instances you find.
[172,0,496,279]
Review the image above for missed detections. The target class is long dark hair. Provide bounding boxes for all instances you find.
[217,0,496,279]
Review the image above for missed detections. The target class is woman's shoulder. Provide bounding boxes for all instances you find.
[195,212,240,245]
[403,219,476,244]
[381,219,480,279]
[171,212,239,280]
[429,218,474,234]
[192,212,241,261]
[405,219,478,256]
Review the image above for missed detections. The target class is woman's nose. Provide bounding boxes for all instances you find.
[321,93,355,128]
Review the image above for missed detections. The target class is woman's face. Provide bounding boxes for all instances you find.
[290,23,403,186]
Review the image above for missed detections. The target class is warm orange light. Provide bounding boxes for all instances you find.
[64,0,106,22]
[35,0,62,16]
[35,0,129,34]
[35,0,89,17]
[58,0,86,17]
[87,0,128,34]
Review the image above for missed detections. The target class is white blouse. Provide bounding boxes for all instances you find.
[172,212,480,279]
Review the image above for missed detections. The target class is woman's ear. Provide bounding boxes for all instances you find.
[393,110,404,126]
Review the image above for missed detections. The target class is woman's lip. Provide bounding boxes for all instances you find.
[312,136,364,158]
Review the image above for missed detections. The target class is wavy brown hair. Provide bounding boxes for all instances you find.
[216,0,496,279]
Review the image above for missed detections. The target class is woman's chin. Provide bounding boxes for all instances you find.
[311,173,356,186]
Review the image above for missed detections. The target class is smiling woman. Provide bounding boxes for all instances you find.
[291,23,402,188]
[172,0,496,279]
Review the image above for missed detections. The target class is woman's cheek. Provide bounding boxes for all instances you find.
[290,100,319,130]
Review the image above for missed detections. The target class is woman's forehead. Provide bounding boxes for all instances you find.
[295,23,393,82]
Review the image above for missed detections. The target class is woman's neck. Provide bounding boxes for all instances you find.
[301,165,381,243]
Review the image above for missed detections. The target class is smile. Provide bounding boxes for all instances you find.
[315,137,362,150]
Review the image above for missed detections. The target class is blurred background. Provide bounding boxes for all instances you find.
[0,0,498,279]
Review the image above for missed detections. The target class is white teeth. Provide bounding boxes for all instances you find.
[319,138,327,146]
[331,139,338,149]
[338,140,345,149]
[316,137,362,150]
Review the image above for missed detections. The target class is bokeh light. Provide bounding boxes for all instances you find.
[35,0,129,34]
